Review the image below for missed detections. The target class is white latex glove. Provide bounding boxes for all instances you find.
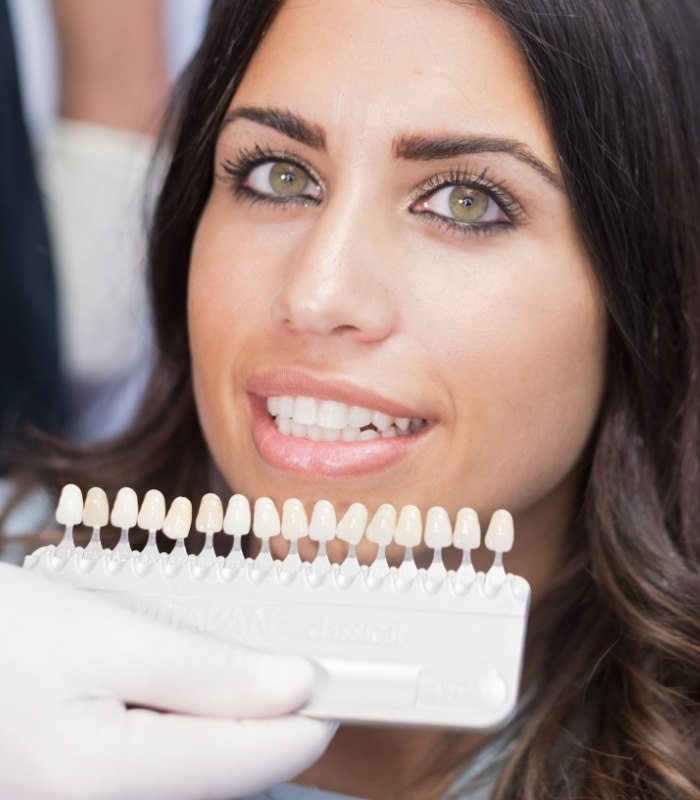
[0,562,336,800]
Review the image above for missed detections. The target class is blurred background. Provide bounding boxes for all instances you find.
[1,0,209,461]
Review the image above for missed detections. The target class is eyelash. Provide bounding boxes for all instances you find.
[219,144,523,239]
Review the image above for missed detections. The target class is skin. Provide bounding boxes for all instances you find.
[188,1,608,796]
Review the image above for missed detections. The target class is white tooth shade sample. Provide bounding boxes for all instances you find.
[162,497,192,540]
[366,504,397,546]
[309,500,337,542]
[485,509,514,552]
[223,494,251,537]
[137,489,166,531]
[253,497,281,539]
[110,487,138,529]
[195,493,224,534]
[83,487,109,528]
[394,505,422,548]
[453,508,481,550]
[424,506,452,549]
[336,503,368,545]
[281,498,309,541]
[55,484,83,526]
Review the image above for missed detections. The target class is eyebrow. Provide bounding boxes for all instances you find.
[221,105,564,191]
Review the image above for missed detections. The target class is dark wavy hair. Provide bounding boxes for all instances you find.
[15,0,700,797]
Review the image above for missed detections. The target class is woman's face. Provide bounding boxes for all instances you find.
[189,0,607,575]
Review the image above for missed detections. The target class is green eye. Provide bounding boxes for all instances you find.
[269,161,310,197]
[448,187,490,222]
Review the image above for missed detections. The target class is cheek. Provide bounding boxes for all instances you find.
[413,243,607,513]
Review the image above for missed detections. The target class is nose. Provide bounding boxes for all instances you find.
[270,190,397,343]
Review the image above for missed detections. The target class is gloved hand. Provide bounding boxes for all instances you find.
[0,561,335,800]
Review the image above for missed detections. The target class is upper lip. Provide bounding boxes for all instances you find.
[247,367,432,421]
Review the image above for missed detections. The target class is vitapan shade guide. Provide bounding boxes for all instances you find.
[25,485,530,732]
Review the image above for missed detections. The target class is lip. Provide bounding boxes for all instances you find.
[246,367,435,478]
[249,396,433,477]
[247,367,431,420]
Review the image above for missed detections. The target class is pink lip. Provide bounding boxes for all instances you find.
[247,367,430,420]
[246,368,435,478]
[249,396,432,477]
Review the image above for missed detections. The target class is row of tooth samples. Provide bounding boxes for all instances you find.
[54,485,514,584]
[267,396,428,441]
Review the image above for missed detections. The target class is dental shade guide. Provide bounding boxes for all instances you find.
[24,486,530,731]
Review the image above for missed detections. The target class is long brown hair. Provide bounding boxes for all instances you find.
[15,0,700,797]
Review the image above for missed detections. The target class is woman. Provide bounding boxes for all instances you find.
[2,0,699,798]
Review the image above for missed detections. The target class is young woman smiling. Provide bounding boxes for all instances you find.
[2,1,699,798]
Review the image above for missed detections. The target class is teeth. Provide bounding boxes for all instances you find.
[266,396,280,416]
[292,396,318,425]
[281,498,308,541]
[348,405,373,427]
[163,497,192,540]
[276,416,292,435]
[371,411,393,432]
[359,429,379,441]
[195,493,224,534]
[223,494,251,537]
[366,503,397,546]
[307,424,324,441]
[138,489,166,531]
[453,508,481,550]
[485,510,514,553]
[394,505,422,547]
[278,395,294,417]
[318,400,350,429]
[83,487,109,528]
[253,497,281,539]
[336,502,368,545]
[309,500,337,542]
[110,487,138,529]
[267,394,428,441]
[341,426,361,442]
[55,484,83,526]
[424,506,452,549]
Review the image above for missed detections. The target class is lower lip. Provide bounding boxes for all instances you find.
[249,395,433,477]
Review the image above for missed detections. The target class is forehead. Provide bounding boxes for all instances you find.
[232,0,555,163]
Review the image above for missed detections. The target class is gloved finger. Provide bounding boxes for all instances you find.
[74,598,317,718]
[88,710,337,800]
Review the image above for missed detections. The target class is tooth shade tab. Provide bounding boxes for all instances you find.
[195,493,224,534]
[394,505,422,548]
[110,487,138,529]
[485,510,514,553]
[366,504,397,546]
[55,484,83,526]
[309,500,337,542]
[281,498,309,541]
[162,497,192,540]
[253,497,281,539]
[83,487,109,528]
[223,494,251,537]
[138,489,166,531]
[336,503,368,545]
[453,508,481,550]
[424,506,452,549]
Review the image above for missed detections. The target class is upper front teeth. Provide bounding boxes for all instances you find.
[266,395,425,439]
